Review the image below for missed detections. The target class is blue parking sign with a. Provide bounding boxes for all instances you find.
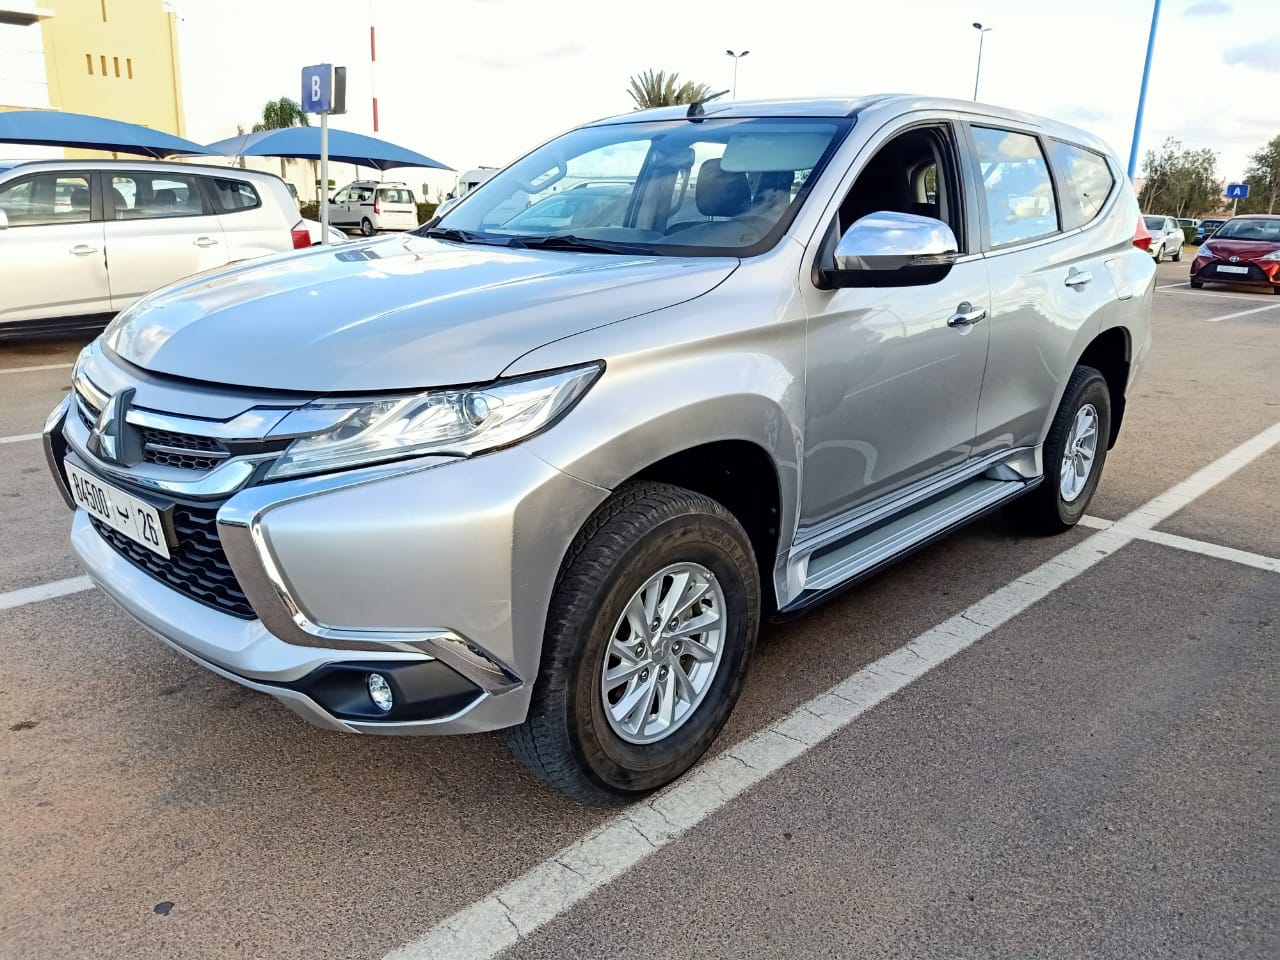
[1225,183,1249,200]
[301,64,332,114]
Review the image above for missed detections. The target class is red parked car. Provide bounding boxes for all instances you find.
[1189,215,1280,294]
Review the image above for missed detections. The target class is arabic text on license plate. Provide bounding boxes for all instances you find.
[64,462,170,559]
[1217,264,1250,274]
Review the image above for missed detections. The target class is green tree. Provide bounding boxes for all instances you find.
[626,70,713,109]
[1138,138,1220,218]
[251,96,310,180]
[1236,134,1280,214]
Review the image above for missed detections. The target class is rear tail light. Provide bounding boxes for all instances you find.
[290,220,311,249]
[374,197,381,215]
[1133,217,1153,252]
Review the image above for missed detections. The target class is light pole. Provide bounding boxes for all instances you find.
[1126,0,1162,180]
[725,49,749,99]
[971,23,992,101]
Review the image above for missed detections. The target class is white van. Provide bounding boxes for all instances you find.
[327,181,418,235]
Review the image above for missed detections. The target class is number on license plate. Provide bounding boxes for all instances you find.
[64,462,171,559]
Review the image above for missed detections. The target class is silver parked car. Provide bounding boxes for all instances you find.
[1142,213,1185,262]
[0,159,314,330]
[45,95,1154,802]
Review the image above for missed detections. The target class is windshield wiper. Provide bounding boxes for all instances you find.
[424,226,499,244]
[512,234,655,255]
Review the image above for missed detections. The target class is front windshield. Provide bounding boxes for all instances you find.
[1212,218,1280,242]
[428,116,852,255]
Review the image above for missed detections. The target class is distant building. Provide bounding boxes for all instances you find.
[0,0,185,158]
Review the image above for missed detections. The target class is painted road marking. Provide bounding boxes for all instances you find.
[0,362,74,376]
[0,432,41,445]
[1079,516,1279,573]
[384,420,1280,960]
[0,576,94,611]
[1156,283,1270,303]
[1200,302,1280,324]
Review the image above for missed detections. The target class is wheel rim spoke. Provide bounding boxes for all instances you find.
[600,561,727,745]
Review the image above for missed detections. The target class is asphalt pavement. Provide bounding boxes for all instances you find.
[0,257,1276,960]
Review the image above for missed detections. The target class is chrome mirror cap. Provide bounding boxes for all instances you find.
[834,210,959,272]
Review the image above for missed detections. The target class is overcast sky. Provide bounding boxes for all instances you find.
[170,0,1277,197]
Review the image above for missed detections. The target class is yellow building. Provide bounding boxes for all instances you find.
[0,0,185,157]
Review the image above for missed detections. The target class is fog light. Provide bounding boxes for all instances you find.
[367,673,394,712]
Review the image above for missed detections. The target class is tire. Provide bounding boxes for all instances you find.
[360,218,375,237]
[1172,245,1183,262]
[1007,366,1111,535]
[1152,244,1163,263]
[1190,279,1204,289]
[504,482,761,804]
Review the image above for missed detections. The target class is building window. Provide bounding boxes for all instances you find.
[126,58,133,79]
[99,55,107,76]
[85,53,93,75]
[113,56,120,77]
[101,0,108,20]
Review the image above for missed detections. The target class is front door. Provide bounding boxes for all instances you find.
[102,170,230,310]
[797,121,991,535]
[0,169,110,324]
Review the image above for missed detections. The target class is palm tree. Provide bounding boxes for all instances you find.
[251,97,310,179]
[626,70,713,110]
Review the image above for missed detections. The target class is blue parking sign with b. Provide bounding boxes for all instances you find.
[301,64,332,114]
[1225,183,1249,200]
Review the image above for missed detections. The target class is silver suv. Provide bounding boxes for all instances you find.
[45,96,1154,802]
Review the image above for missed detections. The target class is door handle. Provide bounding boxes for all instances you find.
[69,244,98,256]
[946,302,986,327]
[1064,268,1092,287]
[193,237,219,248]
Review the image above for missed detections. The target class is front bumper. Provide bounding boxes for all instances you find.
[48,396,610,734]
[1190,257,1280,287]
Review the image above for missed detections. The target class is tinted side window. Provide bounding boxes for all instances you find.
[971,127,1058,247]
[109,172,205,220]
[0,172,92,226]
[1047,140,1114,229]
[207,177,262,214]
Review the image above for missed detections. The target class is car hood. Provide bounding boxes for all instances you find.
[1200,237,1280,260]
[103,236,737,392]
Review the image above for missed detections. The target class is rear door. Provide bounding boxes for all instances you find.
[0,169,110,323]
[376,186,418,230]
[102,169,229,310]
[967,125,1120,455]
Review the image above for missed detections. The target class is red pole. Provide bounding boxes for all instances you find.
[370,22,378,132]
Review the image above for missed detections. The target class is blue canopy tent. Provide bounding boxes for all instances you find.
[202,127,451,172]
[0,110,216,158]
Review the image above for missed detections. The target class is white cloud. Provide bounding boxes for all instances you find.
[1223,36,1280,72]
[1185,0,1232,16]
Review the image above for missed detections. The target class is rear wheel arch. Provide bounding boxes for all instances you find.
[1075,326,1131,447]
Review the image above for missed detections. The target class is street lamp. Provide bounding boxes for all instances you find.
[971,23,991,101]
[725,49,750,99]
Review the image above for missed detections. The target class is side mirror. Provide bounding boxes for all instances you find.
[0,209,8,230]
[819,211,958,289]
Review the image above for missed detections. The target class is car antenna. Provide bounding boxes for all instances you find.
[687,89,730,121]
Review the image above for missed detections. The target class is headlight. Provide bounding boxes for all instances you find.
[266,362,602,479]
[1259,249,1280,261]
[1195,244,1216,259]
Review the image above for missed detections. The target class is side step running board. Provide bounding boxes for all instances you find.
[778,476,1037,617]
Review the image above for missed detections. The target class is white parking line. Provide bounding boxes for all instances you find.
[385,419,1280,960]
[1202,302,1280,324]
[0,361,73,376]
[0,576,93,611]
[1079,516,1280,572]
[0,432,41,445]
[1156,283,1267,303]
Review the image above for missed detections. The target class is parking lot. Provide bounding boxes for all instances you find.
[0,257,1276,959]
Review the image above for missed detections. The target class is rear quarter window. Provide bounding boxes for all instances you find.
[1047,140,1115,230]
[206,177,263,214]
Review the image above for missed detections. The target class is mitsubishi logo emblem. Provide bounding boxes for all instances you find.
[87,388,136,465]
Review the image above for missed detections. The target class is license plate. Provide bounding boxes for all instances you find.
[1217,264,1250,275]
[65,462,171,559]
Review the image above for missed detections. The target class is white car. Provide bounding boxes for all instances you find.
[1142,214,1185,263]
[0,159,316,329]
[327,180,419,235]
[302,218,347,245]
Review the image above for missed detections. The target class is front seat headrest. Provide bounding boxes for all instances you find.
[695,159,751,218]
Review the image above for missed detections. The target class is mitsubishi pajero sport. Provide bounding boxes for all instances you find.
[45,95,1154,802]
